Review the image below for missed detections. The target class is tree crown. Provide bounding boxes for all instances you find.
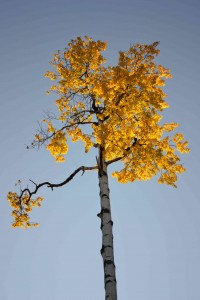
[7,36,189,228]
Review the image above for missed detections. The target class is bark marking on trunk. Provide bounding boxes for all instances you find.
[98,148,117,300]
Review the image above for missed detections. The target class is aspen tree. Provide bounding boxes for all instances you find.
[7,36,189,300]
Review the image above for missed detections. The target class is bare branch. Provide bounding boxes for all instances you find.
[29,179,37,187]
[19,165,98,201]
[30,117,98,150]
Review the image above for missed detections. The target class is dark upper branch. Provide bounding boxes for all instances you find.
[106,156,123,166]
[30,117,98,149]
[90,93,103,114]
[115,84,130,106]
[106,138,138,166]
[19,165,98,201]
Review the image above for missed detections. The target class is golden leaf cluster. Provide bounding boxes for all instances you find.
[7,36,189,227]
[42,36,189,187]
[7,191,43,228]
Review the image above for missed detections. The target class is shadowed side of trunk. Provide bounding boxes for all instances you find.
[97,148,117,300]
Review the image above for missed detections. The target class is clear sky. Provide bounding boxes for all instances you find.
[0,0,200,299]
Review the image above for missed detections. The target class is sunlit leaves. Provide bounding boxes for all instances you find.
[36,36,190,184]
[46,131,68,162]
[7,192,43,228]
[172,133,190,154]
[41,36,189,185]
[7,36,189,228]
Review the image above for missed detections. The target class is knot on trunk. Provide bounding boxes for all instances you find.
[99,192,109,200]
[101,245,113,255]
[97,208,110,218]
[99,170,107,177]
[104,259,115,267]
[107,220,113,226]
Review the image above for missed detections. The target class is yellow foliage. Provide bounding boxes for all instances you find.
[8,36,190,228]
[40,36,189,185]
[35,134,41,141]
[7,192,43,228]
[46,131,68,162]
[47,122,55,133]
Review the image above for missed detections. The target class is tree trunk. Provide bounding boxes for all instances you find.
[97,147,117,300]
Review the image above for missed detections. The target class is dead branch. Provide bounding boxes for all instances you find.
[19,165,98,201]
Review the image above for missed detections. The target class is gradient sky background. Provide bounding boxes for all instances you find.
[0,0,200,299]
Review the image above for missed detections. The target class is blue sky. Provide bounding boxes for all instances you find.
[0,0,200,299]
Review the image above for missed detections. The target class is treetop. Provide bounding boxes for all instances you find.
[41,36,189,184]
[7,36,189,228]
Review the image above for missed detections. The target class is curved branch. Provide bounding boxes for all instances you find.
[19,165,98,200]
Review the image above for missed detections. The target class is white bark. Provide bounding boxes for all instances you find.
[98,148,117,300]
